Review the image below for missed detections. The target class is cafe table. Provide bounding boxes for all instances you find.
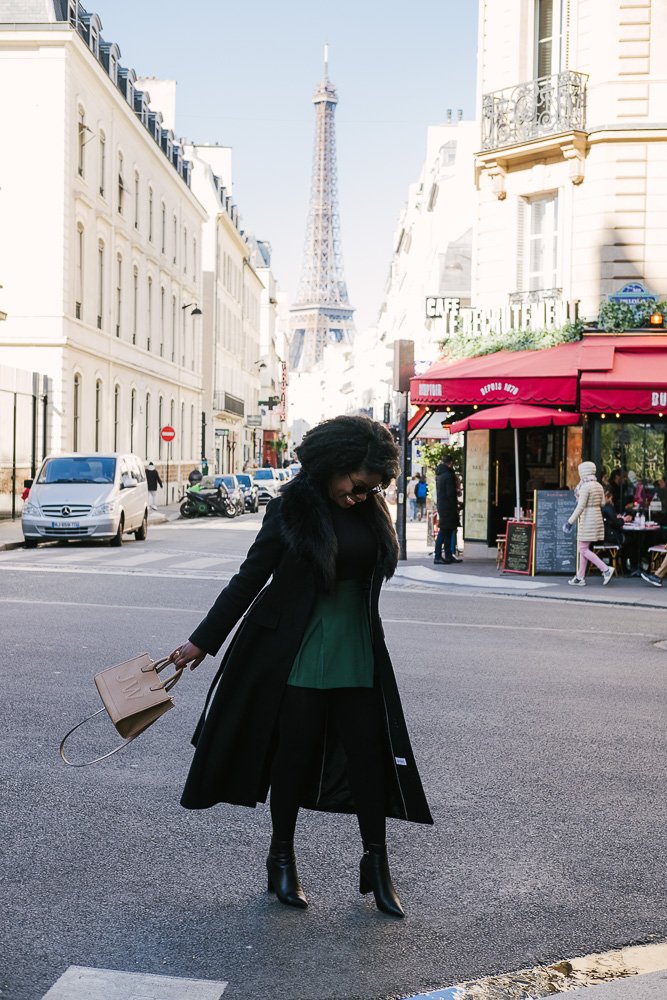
[622,521,661,577]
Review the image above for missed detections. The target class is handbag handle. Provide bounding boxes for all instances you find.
[59,656,184,768]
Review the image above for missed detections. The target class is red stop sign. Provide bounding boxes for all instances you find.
[160,425,176,442]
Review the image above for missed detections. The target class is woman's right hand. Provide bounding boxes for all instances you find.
[169,641,207,671]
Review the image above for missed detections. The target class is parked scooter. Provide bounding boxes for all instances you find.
[180,483,237,519]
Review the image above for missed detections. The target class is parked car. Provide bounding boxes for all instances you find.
[235,472,260,513]
[250,467,282,504]
[214,474,245,515]
[22,453,149,547]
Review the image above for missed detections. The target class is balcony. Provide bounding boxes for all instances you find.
[481,71,587,152]
[213,391,244,418]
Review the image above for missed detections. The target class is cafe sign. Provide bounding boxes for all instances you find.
[425,295,578,336]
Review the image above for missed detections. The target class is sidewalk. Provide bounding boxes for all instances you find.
[393,515,667,608]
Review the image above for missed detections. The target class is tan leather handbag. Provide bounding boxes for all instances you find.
[59,653,184,767]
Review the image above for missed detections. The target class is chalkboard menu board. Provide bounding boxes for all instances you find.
[534,489,577,575]
[503,521,534,574]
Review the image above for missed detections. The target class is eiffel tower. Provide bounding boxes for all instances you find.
[289,47,355,372]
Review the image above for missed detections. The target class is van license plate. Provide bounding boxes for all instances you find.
[51,520,80,528]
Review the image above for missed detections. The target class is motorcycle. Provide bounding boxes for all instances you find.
[179,484,237,519]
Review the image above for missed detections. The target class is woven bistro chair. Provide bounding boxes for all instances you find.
[648,544,667,574]
[496,534,506,571]
[591,543,623,576]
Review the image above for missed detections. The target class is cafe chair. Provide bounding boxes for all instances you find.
[496,534,506,571]
[591,544,622,576]
[648,544,667,573]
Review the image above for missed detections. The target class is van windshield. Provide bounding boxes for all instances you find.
[38,457,116,484]
[253,470,274,480]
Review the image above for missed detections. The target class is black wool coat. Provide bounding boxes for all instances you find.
[435,463,460,530]
[180,474,434,826]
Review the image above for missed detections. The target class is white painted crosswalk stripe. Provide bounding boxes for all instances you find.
[42,966,227,999]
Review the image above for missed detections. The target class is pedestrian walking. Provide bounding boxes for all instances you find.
[433,456,461,565]
[415,474,428,521]
[406,474,419,522]
[564,460,614,587]
[169,415,433,918]
[145,461,163,510]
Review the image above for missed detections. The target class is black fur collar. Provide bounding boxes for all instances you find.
[277,473,399,591]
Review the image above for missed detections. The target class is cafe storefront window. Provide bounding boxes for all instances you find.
[599,418,667,504]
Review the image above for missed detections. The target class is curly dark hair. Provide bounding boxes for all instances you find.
[295,415,400,487]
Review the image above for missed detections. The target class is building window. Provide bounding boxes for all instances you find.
[117,152,124,214]
[171,294,176,362]
[109,52,117,84]
[90,23,99,58]
[132,265,139,344]
[95,379,102,449]
[115,253,122,337]
[535,0,565,78]
[130,388,136,452]
[158,395,164,460]
[73,373,81,451]
[193,237,197,278]
[75,223,84,319]
[134,170,140,229]
[190,404,195,461]
[525,192,559,291]
[181,304,186,366]
[159,286,165,357]
[180,402,185,459]
[161,202,166,254]
[148,187,154,242]
[68,0,78,27]
[183,227,187,275]
[113,384,120,450]
[145,392,151,459]
[77,107,86,177]
[98,130,106,196]
[173,214,177,264]
[147,276,153,351]
[97,239,104,329]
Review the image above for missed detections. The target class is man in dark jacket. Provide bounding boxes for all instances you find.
[145,461,163,509]
[433,456,461,565]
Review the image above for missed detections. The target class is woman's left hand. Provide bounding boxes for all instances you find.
[169,641,207,671]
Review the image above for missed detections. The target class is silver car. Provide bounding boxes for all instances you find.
[22,453,150,547]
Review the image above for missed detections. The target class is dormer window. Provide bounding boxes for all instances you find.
[68,0,78,28]
[90,24,99,58]
[126,81,133,106]
[109,53,117,84]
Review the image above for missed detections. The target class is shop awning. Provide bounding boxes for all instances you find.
[410,335,667,414]
[449,403,580,433]
[580,347,667,413]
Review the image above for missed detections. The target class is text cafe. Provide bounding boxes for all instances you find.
[410,331,667,556]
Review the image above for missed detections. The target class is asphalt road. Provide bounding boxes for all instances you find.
[1,514,666,1000]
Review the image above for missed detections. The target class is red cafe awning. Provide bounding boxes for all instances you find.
[580,348,667,413]
[410,341,590,407]
[449,403,580,433]
[410,335,667,414]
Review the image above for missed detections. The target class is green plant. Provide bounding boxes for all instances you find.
[437,320,584,360]
[419,441,464,471]
[596,299,666,332]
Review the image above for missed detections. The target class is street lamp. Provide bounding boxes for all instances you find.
[182,303,202,315]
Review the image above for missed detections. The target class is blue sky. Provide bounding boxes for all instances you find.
[92,1,479,330]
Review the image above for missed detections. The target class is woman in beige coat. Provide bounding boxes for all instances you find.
[564,461,614,586]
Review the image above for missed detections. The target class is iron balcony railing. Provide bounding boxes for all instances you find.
[213,391,244,418]
[481,70,587,151]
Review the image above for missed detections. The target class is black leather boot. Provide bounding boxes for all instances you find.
[266,838,308,909]
[359,843,405,918]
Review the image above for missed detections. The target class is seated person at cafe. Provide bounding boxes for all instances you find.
[609,468,630,513]
[641,549,667,588]
[602,488,629,547]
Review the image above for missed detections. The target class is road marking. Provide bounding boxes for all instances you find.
[179,555,227,569]
[382,618,662,639]
[103,550,178,567]
[41,966,227,999]
[0,564,234,581]
[0,598,205,614]
[1,598,662,640]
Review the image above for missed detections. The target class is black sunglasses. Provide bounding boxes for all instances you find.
[348,478,384,496]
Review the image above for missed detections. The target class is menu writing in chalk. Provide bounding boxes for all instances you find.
[503,520,535,575]
[534,489,577,575]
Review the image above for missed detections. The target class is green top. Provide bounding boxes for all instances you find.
[287,579,374,689]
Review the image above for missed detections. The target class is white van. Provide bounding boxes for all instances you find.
[22,453,150,547]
